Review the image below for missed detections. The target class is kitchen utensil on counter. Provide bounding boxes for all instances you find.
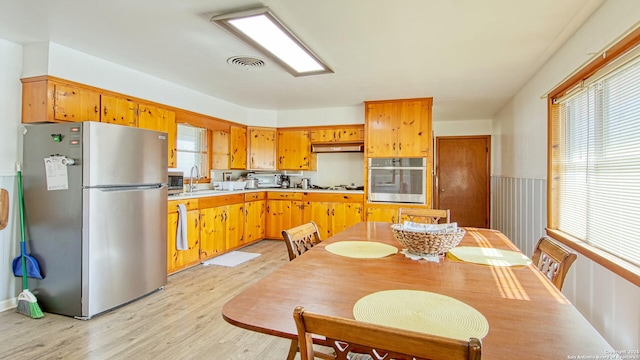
[0,188,8,230]
[281,176,290,189]
[301,178,311,190]
[245,178,258,189]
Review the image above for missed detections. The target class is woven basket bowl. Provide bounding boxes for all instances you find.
[391,224,466,256]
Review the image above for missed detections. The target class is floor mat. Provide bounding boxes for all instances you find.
[201,251,261,267]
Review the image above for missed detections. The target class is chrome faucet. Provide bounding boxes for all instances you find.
[189,165,200,193]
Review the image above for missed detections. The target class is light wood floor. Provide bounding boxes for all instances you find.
[0,240,298,360]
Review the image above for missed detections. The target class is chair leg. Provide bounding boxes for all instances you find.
[286,339,298,360]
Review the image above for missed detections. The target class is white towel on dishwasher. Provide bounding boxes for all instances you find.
[176,204,188,251]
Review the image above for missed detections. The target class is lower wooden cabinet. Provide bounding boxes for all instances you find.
[365,204,432,223]
[199,195,245,261]
[265,192,305,239]
[167,199,201,274]
[245,194,266,244]
[303,193,364,239]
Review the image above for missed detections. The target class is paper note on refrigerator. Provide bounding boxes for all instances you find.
[44,156,69,190]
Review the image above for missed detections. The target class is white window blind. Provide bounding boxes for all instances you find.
[176,124,208,177]
[556,55,640,267]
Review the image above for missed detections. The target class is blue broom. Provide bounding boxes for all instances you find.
[14,162,44,319]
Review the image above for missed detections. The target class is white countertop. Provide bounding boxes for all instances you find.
[168,187,365,200]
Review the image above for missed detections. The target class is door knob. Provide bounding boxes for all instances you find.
[440,188,445,192]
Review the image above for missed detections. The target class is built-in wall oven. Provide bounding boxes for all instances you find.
[368,158,427,204]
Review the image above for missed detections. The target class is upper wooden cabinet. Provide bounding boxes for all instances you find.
[277,129,315,170]
[309,126,364,143]
[365,98,432,157]
[138,103,177,168]
[22,77,100,123]
[101,94,138,127]
[248,127,276,170]
[230,126,247,170]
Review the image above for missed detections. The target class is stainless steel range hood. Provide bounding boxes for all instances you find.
[311,143,364,153]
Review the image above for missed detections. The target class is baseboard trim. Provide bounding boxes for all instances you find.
[0,297,17,313]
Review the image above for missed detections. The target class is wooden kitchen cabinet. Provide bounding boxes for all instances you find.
[365,98,432,157]
[248,127,276,170]
[21,77,100,123]
[138,103,177,168]
[303,193,364,239]
[230,126,248,169]
[211,130,230,170]
[101,94,138,127]
[309,126,364,143]
[265,192,305,239]
[364,203,434,223]
[245,192,266,244]
[167,199,200,274]
[199,195,245,259]
[277,129,315,170]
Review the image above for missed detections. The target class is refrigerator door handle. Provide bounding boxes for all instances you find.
[91,184,166,192]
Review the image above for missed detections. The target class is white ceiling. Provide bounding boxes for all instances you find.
[0,0,604,121]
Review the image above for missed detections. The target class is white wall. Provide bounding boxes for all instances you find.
[0,39,22,310]
[277,105,364,127]
[432,119,492,137]
[493,0,640,350]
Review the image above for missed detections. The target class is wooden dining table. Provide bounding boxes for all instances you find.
[222,222,613,359]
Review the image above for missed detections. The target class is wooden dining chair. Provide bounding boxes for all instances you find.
[532,236,577,291]
[281,222,323,360]
[282,221,322,261]
[293,306,482,360]
[398,208,451,224]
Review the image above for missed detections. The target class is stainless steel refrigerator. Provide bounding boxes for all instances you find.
[22,122,168,319]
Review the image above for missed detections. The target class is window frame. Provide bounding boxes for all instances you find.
[547,27,640,287]
[176,123,211,183]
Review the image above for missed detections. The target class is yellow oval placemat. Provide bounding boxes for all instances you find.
[353,290,489,341]
[448,246,532,267]
[325,241,398,259]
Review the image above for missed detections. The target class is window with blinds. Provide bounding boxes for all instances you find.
[553,55,640,267]
[176,124,209,178]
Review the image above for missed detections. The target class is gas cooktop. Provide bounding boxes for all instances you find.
[310,185,364,191]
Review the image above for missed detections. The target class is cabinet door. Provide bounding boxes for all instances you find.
[139,103,177,167]
[248,127,276,170]
[245,200,266,244]
[365,102,398,157]
[211,130,230,170]
[226,203,245,249]
[200,207,226,259]
[310,127,364,143]
[265,200,291,239]
[167,209,200,273]
[397,100,431,156]
[230,126,247,170]
[307,202,331,239]
[53,84,100,122]
[365,206,399,223]
[277,130,311,170]
[101,95,138,127]
[332,202,363,235]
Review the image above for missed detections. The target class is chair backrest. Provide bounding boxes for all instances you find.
[282,222,322,261]
[398,208,451,224]
[293,306,482,360]
[531,236,577,291]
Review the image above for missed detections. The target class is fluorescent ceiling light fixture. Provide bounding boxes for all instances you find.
[212,7,332,76]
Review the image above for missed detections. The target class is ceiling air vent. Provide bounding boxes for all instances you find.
[227,56,266,70]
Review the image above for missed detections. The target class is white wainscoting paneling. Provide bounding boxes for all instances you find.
[0,175,17,311]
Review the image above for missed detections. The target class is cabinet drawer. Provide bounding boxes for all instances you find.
[198,193,244,209]
[267,192,303,200]
[303,193,364,203]
[245,192,266,201]
[168,199,199,213]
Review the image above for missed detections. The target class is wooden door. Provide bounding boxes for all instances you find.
[226,203,245,249]
[248,127,276,170]
[332,202,363,235]
[307,202,332,239]
[435,136,490,228]
[199,207,226,259]
[365,205,399,223]
[101,95,138,126]
[365,102,397,157]
[211,130,230,170]
[54,84,100,122]
[265,200,291,239]
[244,200,265,244]
[230,126,247,169]
[277,130,311,170]
[397,100,431,157]
[167,209,200,273]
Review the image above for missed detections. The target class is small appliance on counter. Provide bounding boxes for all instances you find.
[301,178,311,190]
[281,176,290,188]
[246,172,282,188]
[168,171,184,195]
